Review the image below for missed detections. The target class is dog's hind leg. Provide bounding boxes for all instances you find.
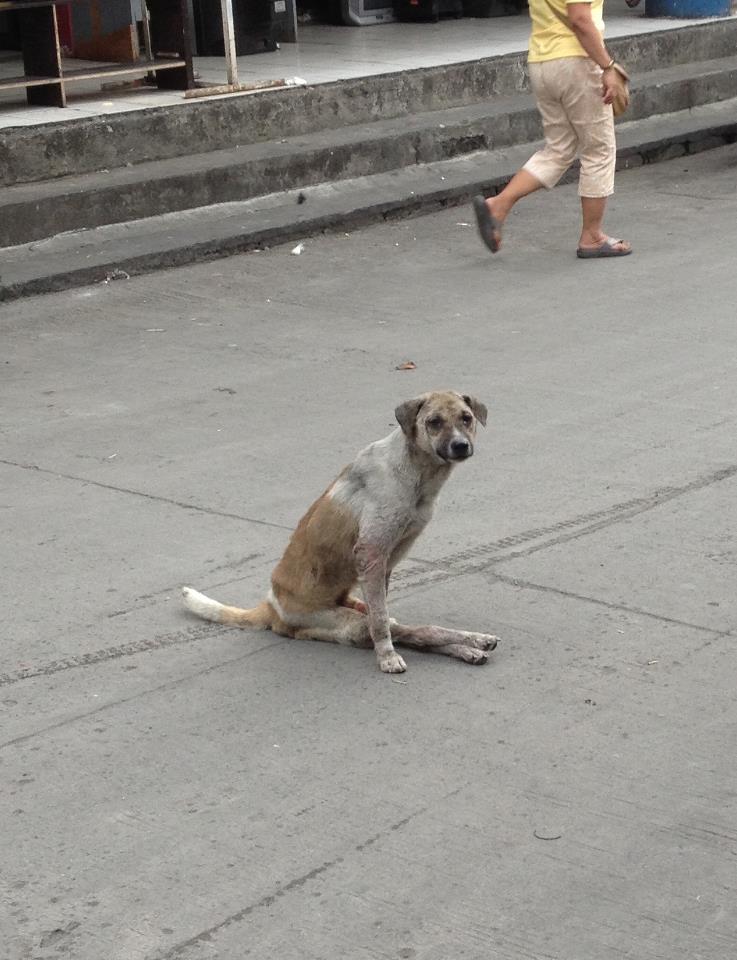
[390,622,499,665]
[292,607,373,649]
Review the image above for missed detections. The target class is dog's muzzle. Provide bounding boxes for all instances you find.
[443,438,473,461]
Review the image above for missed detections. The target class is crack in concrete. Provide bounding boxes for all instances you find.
[0,638,286,751]
[491,573,734,637]
[0,458,293,532]
[152,804,429,960]
[105,553,277,619]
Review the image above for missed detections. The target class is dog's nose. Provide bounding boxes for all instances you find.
[450,439,472,459]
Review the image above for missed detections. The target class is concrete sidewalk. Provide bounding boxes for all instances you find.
[2,145,737,960]
[4,17,737,304]
[4,15,736,301]
[0,11,707,129]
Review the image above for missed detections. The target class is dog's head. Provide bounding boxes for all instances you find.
[395,391,487,464]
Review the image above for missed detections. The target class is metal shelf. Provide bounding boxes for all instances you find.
[0,0,193,107]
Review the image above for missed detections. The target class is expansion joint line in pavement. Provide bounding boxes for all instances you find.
[0,638,287,750]
[490,572,735,637]
[151,801,436,960]
[0,458,292,532]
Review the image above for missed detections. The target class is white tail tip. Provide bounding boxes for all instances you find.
[181,586,224,622]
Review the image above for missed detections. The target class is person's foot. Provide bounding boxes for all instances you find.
[472,195,503,253]
[577,229,631,255]
[576,236,632,258]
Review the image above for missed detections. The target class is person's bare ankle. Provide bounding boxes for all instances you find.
[487,197,507,223]
[579,229,606,248]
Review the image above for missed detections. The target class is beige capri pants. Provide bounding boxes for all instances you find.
[523,56,616,198]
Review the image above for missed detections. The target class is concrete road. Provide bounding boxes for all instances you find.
[2,145,737,960]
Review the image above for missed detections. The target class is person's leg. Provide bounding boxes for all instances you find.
[477,61,578,249]
[485,169,545,224]
[566,59,630,254]
[579,196,628,253]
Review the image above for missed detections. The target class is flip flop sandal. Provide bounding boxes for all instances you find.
[576,238,632,259]
[473,195,502,254]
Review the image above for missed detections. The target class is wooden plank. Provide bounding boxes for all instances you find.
[60,58,185,83]
[0,60,185,95]
[19,3,65,106]
[0,1,84,10]
[0,74,64,90]
[283,0,298,44]
[1,0,193,106]
[220,0,238,87]
[147,0,194,90]
[184,77,299,99]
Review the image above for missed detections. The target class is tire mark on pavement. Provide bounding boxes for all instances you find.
[152,805,429,960]
[0,458,292,531]
[0,624,222,688]
[3,463,735,688]
[393,463,737,593]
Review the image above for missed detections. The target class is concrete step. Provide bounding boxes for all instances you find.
[2,98,735,303]
[3,54,737,248]
[2,17,737,189]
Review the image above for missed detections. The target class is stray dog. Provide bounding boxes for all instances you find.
[182,390,499,673]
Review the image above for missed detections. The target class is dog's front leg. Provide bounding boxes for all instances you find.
[355,540,406,674]
[390,622,498,664]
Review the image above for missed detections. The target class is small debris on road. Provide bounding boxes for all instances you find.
[103,269,130,283]
[534,829,562,841]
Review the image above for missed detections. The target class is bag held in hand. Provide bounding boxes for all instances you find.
[542,0,631,117]
[609,61,630,117]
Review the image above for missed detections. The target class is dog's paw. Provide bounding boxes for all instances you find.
[378,651,407,674]
[455,645,489,665]
[465,632,499,651]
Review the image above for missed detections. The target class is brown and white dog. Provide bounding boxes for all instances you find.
[182,390,499,673]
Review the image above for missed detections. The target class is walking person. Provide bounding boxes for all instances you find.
[473,0,631,258]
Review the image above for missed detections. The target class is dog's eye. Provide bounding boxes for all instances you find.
[426,416,443,430]
[461,413,473,426]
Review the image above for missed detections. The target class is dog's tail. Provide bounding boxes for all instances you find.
[181,586,275,629]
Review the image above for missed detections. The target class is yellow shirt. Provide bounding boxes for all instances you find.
[528,0,605,63]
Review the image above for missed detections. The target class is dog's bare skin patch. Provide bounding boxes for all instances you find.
[182,390,499,674]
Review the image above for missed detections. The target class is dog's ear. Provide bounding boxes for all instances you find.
[461,394,488,427]
[395,396,426,437]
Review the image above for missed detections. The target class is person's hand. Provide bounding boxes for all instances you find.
[602,66,628,108]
